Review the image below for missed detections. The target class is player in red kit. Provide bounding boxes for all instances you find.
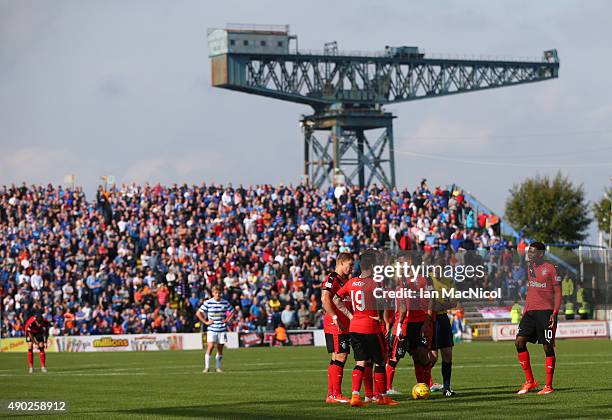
[321,252,353,404]
[334,249,398,407]
[515,242,561,395]
[402,260,434,388]
[25,314,49,373]
[384,254,411,395]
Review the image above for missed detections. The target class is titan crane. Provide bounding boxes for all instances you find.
[207,24,559,189]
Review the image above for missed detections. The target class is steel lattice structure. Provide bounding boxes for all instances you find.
[209,25,559,188]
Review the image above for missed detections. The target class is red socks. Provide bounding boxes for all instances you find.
[364,365,374,398]
[327,362,334,396]
[424,363,432,386]
[329,361,345,396]
[27,350,34,368]
[39,351,46,368]
[518,351,535,383]
[336,364,344,396]
[386,363,396,391]
[374,367,387,399]
[545,356,556,388]
[414,363,423,383]
[414,363,431,383]
[352,367,364,394]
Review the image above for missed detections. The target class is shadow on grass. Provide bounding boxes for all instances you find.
[108,401,612,420]
[93,387,612,419]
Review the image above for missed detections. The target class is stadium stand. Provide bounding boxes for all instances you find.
[1,181,540,337]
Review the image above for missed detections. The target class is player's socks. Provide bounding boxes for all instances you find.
[39,351,46,368]
[517,350,535,383]
[327,361,334,397]
[386,360,397,391]
[363,364,374,399]
[373,366,386,399]
[442,361,452,390]
[428,359,436,387]
[414,363,424,383]
[332,360,345,397]
[351,365,365,394]
[204,353,211,370]
[424,363,432,386]
[27,350,34,369]
[545,356,555,388]
[215,354,222,370]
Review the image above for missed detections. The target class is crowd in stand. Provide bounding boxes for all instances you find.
[1,180,527,338]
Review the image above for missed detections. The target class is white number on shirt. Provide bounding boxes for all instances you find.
[350,290,366,312]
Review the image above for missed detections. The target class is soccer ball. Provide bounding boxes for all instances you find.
[411,383,431,400]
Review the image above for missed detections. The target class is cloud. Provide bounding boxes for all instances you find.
[97,75,128,97]
[0,146,75,184]
[396,118,491,154]
[120,151,224,185]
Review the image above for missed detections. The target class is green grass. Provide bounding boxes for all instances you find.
[1,339,612,419]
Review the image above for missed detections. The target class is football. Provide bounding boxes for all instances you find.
[411,383,431,400]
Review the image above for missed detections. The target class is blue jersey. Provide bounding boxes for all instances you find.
[199,298,233,332]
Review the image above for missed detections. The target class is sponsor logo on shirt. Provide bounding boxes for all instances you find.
[529,280,547,288]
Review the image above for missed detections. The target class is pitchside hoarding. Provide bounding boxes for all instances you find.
[492,321,609,341]
[0,333,203,353]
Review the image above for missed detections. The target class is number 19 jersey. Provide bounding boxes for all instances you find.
[336,276,382,334]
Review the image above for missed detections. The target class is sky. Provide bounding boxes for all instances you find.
[1,0,611,243]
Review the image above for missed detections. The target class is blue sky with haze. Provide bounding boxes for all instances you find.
[1,0,611,242]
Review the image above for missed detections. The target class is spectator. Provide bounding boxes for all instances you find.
[298,302,311,329]
[281,304,297,329]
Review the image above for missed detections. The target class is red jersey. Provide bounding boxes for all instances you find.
[337,276,382,334]
[406,276,430,323]
[25,316,49,336]
[524,261,561,313]
[322,272,351,334]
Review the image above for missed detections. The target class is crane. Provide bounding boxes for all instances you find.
[208,24,559,189]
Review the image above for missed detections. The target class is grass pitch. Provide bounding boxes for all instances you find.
[1,339,611,419]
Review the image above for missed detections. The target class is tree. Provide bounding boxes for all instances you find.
[593,183,612,245]
[505,172,591,244]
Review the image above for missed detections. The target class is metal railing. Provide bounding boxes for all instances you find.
[292,48,543,63]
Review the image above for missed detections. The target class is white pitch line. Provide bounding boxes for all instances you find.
[2,359,611,377]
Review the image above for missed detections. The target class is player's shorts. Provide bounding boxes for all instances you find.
[350,332,387,365]
[325,333,351,354]
[406,321,429,354]
[25,333,45,344]
[207,330,227,344]
[431,313,454,350]
[388,334,408,360]
[517,310,556,345]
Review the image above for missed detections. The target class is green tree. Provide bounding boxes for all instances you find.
[505,172,591,243]
[593,183,612,244]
